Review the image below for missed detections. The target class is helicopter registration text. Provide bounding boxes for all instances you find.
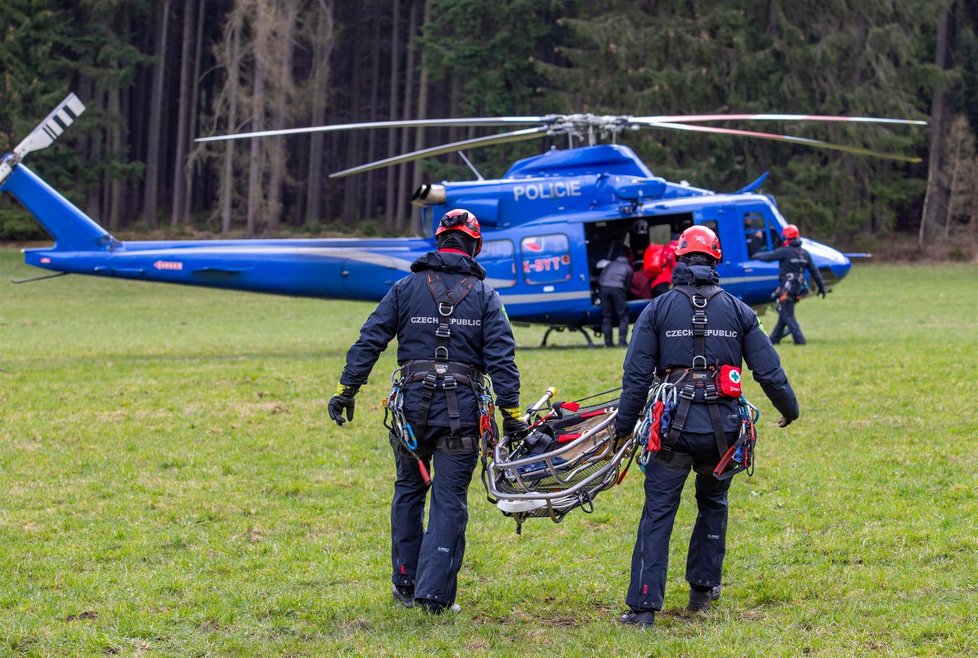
[513,180,582,202]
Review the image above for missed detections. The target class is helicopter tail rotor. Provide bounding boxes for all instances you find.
[1,93,86,185]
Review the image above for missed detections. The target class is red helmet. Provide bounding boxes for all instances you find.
[676,225,722,261]
[782,224,800,240]
[435,209,482,256]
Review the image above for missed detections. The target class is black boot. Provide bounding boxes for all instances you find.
[392,584,415,608]
[687,584,722,612]
[618,609,655,628]
[418,598,461,614]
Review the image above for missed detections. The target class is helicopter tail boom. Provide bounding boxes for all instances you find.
[1,163,117,252]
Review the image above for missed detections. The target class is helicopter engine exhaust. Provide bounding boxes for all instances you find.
[412,183,446,207]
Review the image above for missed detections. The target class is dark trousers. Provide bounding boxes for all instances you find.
[600,285,629,346]
[771,298,806,344]
[390,427,478,607]
[626,432,734,612]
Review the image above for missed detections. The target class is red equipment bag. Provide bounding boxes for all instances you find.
[643,244,665,276]
[717,365,743,398]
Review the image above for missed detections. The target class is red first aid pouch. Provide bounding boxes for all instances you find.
[718,365,743,398]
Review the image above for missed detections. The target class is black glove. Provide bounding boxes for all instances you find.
[502,415,530,438]
[328,384,359,426]
[501,407,529,437]
[778,416,792,428]
[818,289,826,299]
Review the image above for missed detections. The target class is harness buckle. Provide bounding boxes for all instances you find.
[438,302,454,317]
[442,375,458,390]
[435,323,451,339]
[422,373,438,390]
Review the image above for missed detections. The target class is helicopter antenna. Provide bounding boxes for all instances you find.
[457,151,484,180]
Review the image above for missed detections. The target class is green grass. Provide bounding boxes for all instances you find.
[1,250,976,656]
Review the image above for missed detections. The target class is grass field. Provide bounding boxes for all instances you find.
[1,249,976,657]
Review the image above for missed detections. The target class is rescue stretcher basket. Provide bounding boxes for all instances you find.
[483,387,638,533]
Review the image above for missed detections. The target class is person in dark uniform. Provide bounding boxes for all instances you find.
[328,209,526,614]
[599,249,633,347]
[753,224,826,345]
[613,225,799,628]
[745,218,766,257]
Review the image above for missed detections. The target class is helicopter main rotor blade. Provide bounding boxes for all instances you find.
[632,120,923,163]
[632,113,927,126]
[327,126,551,178]
[195,116,549,144]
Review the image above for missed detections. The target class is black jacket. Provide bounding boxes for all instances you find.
[754,239,825,294]
[340,250,520,430]
[615,262,799,435]
[598,256,632,289]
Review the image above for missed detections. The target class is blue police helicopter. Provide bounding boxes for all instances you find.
[1,95,924,344]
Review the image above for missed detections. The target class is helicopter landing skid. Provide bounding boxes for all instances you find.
[540,325,596,348]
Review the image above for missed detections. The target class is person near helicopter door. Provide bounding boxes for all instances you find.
[752,224,826,345]
[613,225,799,627]
[328,209,526,614]
[599,246,633,347]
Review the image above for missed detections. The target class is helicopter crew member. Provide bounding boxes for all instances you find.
[599,250,633,347]
[753,224,826,345]
[328,209,526,614]
[613,225,799,628]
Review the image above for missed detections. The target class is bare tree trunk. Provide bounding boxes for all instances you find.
[384,0,401,229]
[76,75,96,216]
[396,0,419,231]
[144,0,171,230]
[267,1,297,232]
[182,0,207,221]
[408,0,432,235]
[170,0,195,226]
[920,6,951,246]
[247,56,266,236]
[945,138,962,239]
[107,81,125,230]
[342,13,364,225]
[364,3,382,219]
[220,16,242,234]
[305,1,335,226]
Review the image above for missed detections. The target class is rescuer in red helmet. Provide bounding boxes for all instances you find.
[329,208,525,614]
[614,224,799,627]
[752,223,827,345]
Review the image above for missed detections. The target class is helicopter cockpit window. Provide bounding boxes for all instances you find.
[521,234,573,285]
[480,239,516,288]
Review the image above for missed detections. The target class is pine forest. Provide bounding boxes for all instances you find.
[1,0,977,252]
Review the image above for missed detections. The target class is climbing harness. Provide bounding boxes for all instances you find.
[381,268,488,483]
[656,284,762,481]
